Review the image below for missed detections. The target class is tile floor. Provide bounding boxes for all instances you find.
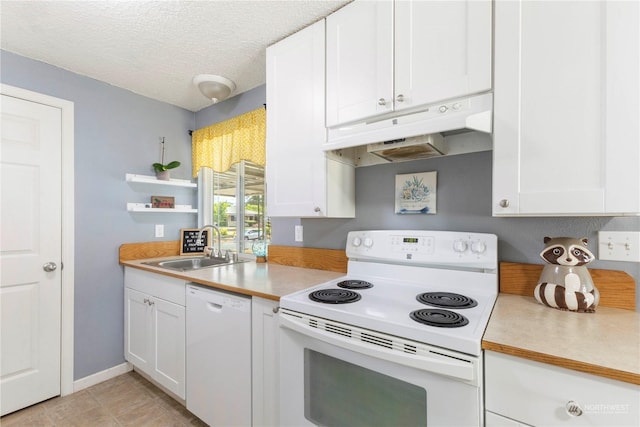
[0,370,208,426]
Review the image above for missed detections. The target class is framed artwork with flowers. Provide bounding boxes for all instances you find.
[395,171,437,214]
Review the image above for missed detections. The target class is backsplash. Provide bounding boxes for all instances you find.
[271,148,640,310]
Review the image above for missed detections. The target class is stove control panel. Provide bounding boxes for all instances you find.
[346,230,498,269]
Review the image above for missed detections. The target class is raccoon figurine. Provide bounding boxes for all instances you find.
[533,236,600,313]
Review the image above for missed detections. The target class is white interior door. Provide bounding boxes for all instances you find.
[1,94,62,416]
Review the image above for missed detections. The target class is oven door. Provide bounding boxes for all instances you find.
[279,309,483,427]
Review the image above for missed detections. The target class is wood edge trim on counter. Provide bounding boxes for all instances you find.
[482,341,640,385]
[119,241,180,262]
[268,245,347,273]
[499,262,636,311]
[119,242,347,273]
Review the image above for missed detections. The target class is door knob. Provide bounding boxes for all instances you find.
[43,262,57,272]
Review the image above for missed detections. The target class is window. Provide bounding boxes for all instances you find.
[192,107,267,256]
[202,161,267,255]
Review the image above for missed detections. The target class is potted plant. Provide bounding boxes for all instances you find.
[153,137,180,180]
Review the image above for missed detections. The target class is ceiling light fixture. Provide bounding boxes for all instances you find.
[193,74,236,104]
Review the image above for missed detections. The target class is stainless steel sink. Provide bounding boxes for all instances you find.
[143,256,244,271]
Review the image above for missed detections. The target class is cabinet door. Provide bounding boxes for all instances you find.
[252,297,280,426]
[493,0,639,216]
[124,288,152,373]
[266,21,326,217]
[326,0,393,126]
[395,0,492,112]
[485,351,640,426]
[152,297,185,399]
[267,20,354,218]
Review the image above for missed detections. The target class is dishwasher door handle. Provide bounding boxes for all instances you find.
[206,302,223,311]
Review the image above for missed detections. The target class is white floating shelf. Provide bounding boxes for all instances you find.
[126,173,197,188]
[127,203,197,213]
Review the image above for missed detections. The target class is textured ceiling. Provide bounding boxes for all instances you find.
[1,0,350,112]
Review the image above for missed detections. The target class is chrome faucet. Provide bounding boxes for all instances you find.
[197,224,221,258]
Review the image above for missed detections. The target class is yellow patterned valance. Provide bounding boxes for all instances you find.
[192,107,266,176]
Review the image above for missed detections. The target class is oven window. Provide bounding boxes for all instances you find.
[304,349,427,426]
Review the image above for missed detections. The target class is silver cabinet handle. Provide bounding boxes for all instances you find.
[272,306,280,314]
[499,199,510,208]
[43,262,57,272]
[378,98,387,106]
[314,207,321,213]
[566,401,583,417]
[396,94,405,103]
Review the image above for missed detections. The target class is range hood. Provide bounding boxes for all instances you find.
[324,92,493,153]
[367,134,446,162]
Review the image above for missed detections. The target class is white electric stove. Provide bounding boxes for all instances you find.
[279,230,499,426]
[281,229,498,356]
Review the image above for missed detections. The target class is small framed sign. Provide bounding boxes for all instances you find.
[151,196,175,209]
[180,228,209,255]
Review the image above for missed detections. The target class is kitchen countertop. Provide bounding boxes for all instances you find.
[482,293,640,385]
[122,256,344,301]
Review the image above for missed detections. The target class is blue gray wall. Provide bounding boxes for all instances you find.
[195,85,265,130]
[1,50,196,379]
[2,49,638,383]
[277,147,640,310]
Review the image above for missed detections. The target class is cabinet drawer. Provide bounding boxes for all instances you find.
[124,267,185,305]
[485,351,639,426]
[486,411,531,426]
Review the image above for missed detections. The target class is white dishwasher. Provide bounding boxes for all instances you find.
[186,284,252,427]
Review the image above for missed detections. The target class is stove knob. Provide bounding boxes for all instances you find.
[363,237,374,248]
[471,241,487,254]
[453,240,468,253]
[352,237,362,247]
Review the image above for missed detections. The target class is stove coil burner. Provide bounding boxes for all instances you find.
[309,289,361,304]
[337,280,373,290]
[410,309,469,328]
[417,292,478,309]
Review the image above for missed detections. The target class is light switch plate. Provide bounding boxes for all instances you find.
[598,231,640,262]
[155,224,164,238]
[294,225,303,242]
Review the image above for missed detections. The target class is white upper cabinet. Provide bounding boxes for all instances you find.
[394,0,492,113]
[326,0,492,127]
[266,20,355,218]
[326,0,394,126]
[493,0,640,216]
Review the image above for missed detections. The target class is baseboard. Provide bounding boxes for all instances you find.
[73,362,133,393]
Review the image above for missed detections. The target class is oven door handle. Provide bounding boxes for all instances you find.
[280,313,477,384]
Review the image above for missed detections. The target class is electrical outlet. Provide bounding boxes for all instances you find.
[155,224,164,238]
[598,231,640,262]
[295,225,303,242]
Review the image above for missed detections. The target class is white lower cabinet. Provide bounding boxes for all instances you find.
[252,297,280,427]
[124,267,282,426]
[485,351,640,426]
[124,268,186,399]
